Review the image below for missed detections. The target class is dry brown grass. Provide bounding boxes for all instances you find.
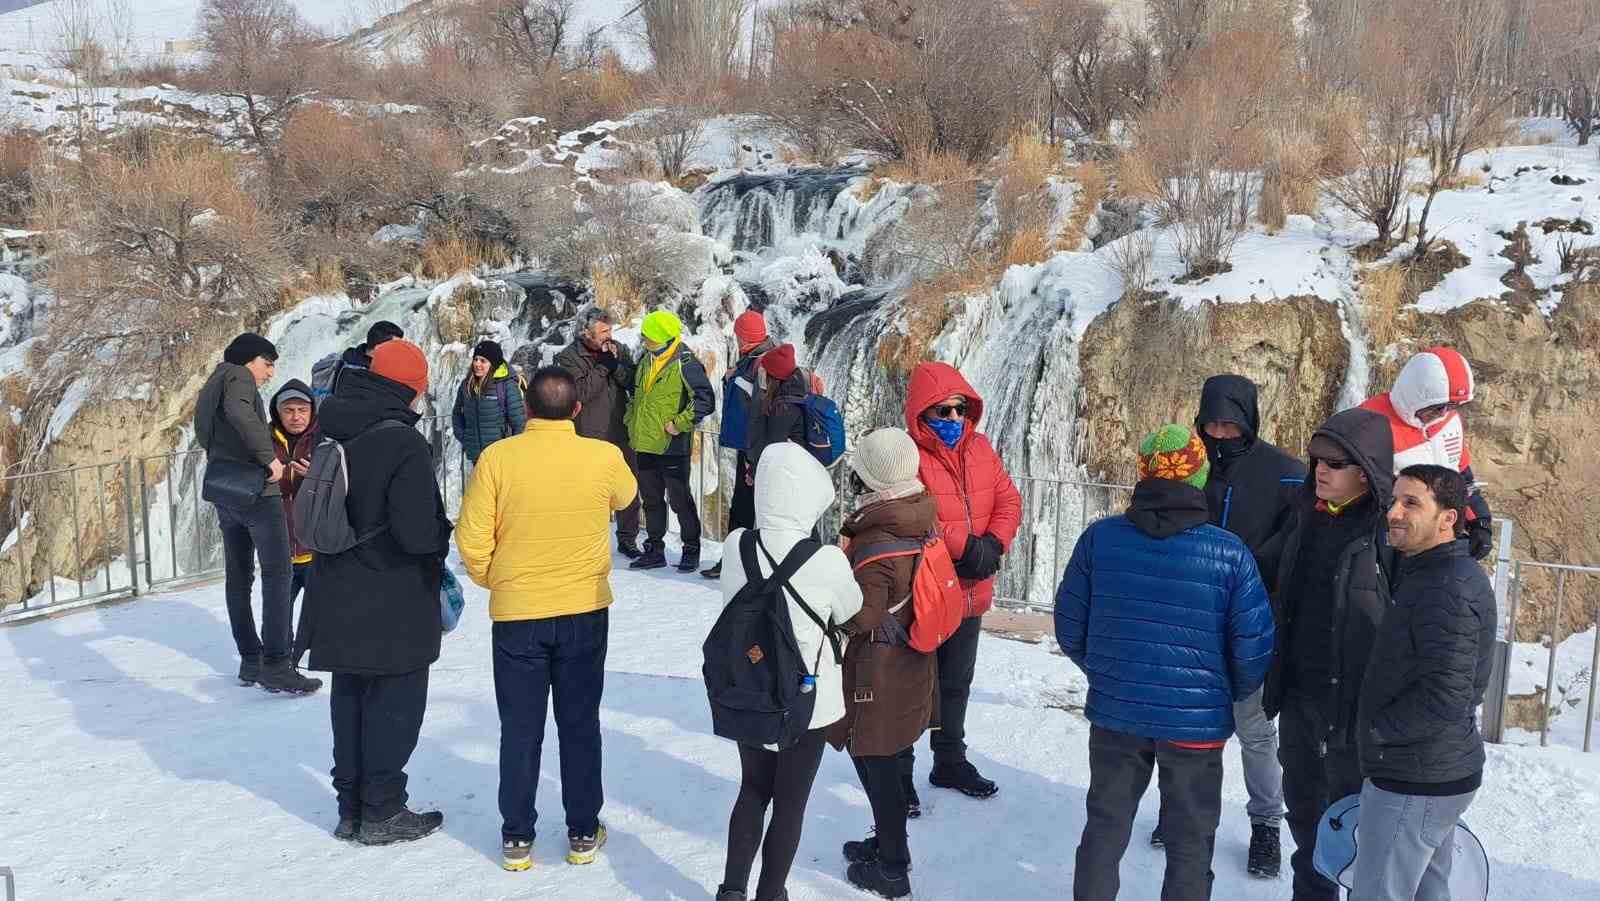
[884,149,979,186]
[1413,171,1485,194]
[1056,161,1108,252]
[416,232,506,279]
[878,280,957,375]
[278,256,348,308]
[1361,262,1409,355]
[590,266,643,320]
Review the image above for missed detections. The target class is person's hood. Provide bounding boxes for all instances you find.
[766,368,809,401]
[1309,408,1396,507]
[316,368,421,441]
[1126,478,1212,539]
[844,491,938,540]
[905,362,984,454]
[1389,347,1475,427]
[754,443,835,534]
[340,343,371,367]
[268,379,316,435]
[1195,374,1260,440]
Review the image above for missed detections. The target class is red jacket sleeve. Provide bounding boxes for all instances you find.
[982,440,1023,550]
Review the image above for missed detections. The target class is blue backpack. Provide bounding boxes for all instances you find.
[795,392,846,466]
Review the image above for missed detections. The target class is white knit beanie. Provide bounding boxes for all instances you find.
[851,428,923,494]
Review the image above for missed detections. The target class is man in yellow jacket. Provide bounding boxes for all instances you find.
[456,365,637,873]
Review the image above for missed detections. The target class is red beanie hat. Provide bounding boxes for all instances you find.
[733,310,768,352]
[370,339,429,401]
[761,343,797,381]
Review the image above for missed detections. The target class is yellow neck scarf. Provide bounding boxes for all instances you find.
[642,338,680,392]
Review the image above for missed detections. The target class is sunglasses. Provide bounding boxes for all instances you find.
[932,403,968,419]
[1310,455,1355,471]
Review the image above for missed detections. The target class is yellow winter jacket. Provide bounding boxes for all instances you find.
[455,419,639,622]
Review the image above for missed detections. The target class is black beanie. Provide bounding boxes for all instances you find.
[224,332,278,367]
[473,340,505,371]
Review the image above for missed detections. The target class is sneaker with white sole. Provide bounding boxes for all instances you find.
[566,825,607,865]
[502,838,532,872]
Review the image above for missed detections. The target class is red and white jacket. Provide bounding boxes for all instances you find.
[1359,346,1491,528]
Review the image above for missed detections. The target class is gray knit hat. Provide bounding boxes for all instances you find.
[850,428,923,494]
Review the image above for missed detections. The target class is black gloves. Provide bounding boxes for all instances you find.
[955,533,1004,581]
[1467,519,1494,560]
[596,350,619,372]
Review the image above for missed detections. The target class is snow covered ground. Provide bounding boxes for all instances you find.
[4,553,1599,900]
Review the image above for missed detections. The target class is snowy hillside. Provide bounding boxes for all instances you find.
[2,557,1598,900]
[0,0,366,60]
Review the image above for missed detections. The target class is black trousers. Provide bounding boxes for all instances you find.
[722,728,827,901]
[637,452,701,551]
[729,451,756,533]
[1074,725,1223,901]
[330,667,430,822]
[1279,695,1364,901]
[899,613,982,774]
[216,495,293,662]
[615,444,642,545]
[854,754,911,868]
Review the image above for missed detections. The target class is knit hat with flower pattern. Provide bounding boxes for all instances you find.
[1137,424,1211,490]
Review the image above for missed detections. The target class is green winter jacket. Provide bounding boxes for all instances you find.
[626,343,715,456]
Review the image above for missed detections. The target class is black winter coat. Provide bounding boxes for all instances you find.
[1263,408,1397,751]
[301,369,454,676]
[554,338,635,446]
[195,362,280,497]
[1358,539,1495,791]
[745,370,808,474]
[1195,374,1306,590]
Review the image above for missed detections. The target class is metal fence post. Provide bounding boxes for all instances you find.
[1540,568,1568,748]
[122,459,140,597]
[2,864,14,901]
[1483,518,1516,743]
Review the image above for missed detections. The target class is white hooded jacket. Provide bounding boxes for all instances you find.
[719,443,864,734]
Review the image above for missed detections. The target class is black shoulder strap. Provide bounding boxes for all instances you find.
[755,533,842,667]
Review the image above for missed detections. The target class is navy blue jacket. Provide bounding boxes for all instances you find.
[719,340,773,450]
[1055,479,1276,742]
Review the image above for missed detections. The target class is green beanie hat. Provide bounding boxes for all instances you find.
[640,310,683,345]
[1136,423,1211,490]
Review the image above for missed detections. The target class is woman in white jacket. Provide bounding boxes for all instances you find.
[715,443,864,901]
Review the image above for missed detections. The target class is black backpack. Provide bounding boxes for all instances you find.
[703,530,841,749]
[292,421,407,555]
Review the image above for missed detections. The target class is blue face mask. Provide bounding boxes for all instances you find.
[928,417,964,449]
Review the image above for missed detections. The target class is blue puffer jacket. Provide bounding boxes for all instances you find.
[1055,479,1275,742]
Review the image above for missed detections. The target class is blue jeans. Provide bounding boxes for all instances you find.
[215,495,292,662]
[1352,780,1476,901]
[494,608,609,841]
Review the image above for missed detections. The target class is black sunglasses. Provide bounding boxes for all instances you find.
[1310,455,1355,471]
[932,403,968,419]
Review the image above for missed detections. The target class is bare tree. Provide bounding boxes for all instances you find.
[49,0,111,148]
[641,0,752,77]
[198,0,319,162]
[487,0,578,71]
[1531,0,1600,145]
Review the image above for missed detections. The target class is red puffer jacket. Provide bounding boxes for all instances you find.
[904,362,1023,618]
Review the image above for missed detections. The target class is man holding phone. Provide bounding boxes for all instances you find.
[556,307,642,559]
[270,380,319,644]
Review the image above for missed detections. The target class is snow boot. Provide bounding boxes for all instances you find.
[676,546,701,573]
[334,818,359,842]
[237,654,261,686]
[357,808,443,846]
[1247,823,1281,878]
[567,825,607,865]
[844,835,915,871]
[847,860,911,899]
[1150,820,1165,848]
[928,759,997,799]
[713,887,747,901]
[630,545,667,570]
[701,560,722,580]
[618,538,643,560]
[903,774,922,819]
[502,838,532,872]
[257,659,322,696]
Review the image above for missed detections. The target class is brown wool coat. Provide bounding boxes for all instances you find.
[828,492,941,757]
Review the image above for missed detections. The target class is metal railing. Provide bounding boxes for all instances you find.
[1484,548,1600,751]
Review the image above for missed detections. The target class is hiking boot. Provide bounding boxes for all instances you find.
[844,834,880,864]
[502,838,532,872]
[713,887,747,901]
[903,775,922,819]
[1151,820,1165,848]
[334,817,359,842]
[566,825,607,865]
[618,539,642,560]
[676,546,701,573]
[257,659,322,696]
[1247,823,1281,878]
[701,560,722,580]
[928,759,998,799]
[846,860,912,899]
[237,654,261,686]
[356,808,444,846]
[630,546,667,570]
